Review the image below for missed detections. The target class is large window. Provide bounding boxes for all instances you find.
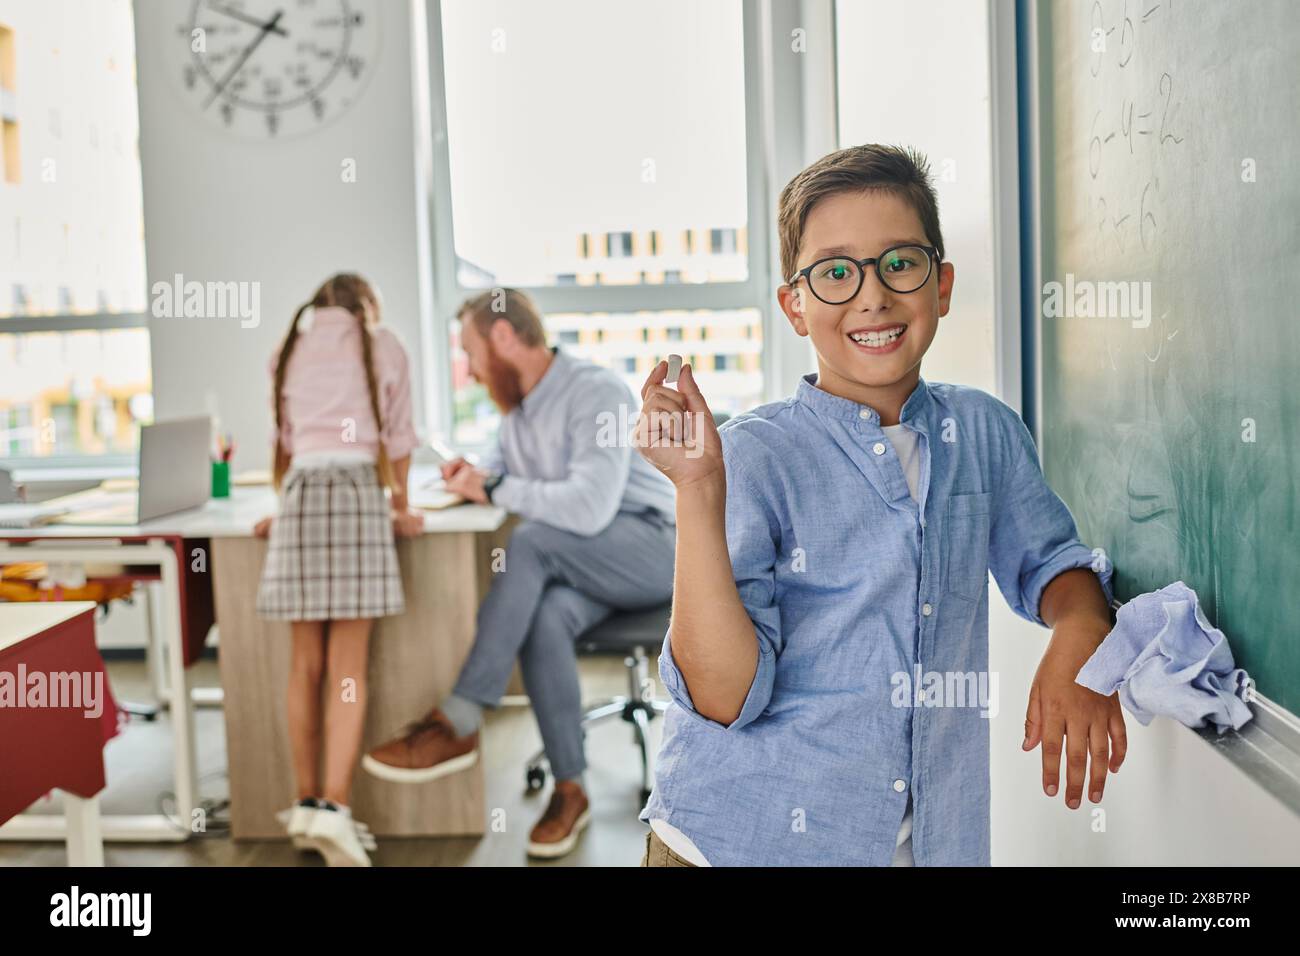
[427,0,769,448]
[835,0,996,395]
[449,307,763,448]
[0,0,150,461]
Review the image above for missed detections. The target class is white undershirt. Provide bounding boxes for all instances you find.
[881,422,922,503]
[651,422,923,866]
[289,448,376,469]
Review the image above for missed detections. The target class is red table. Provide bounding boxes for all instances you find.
[0,530,206,840]
[0,602,121,864]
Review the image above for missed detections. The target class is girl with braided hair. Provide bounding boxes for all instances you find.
[253,273,423,865]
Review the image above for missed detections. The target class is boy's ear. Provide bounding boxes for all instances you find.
[936,261,956,318]
[777,284,810,337]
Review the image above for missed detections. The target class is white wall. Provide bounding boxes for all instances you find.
[989,594,1300,864]
[132,0,429,469]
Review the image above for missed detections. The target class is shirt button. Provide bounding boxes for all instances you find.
[872,442,886,455]
[893,779,907,793]
[859,408,871,419]
[921,602,933,616]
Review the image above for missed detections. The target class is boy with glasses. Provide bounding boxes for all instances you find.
[632,144,1122,866]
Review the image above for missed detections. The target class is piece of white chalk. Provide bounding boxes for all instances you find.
[666,353,683,384]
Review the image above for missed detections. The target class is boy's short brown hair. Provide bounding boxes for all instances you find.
[777,144,945,284]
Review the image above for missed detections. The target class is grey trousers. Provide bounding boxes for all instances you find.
[452,508,676,781]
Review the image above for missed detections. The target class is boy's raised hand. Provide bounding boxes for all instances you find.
[633,359,723,489]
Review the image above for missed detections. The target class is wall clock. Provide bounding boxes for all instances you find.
[169,0,381,139]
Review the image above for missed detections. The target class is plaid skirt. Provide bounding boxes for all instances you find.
[256,462,405,621]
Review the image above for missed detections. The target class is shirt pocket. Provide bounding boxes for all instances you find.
[944,492,993,602]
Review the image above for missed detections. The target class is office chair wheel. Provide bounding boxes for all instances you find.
[525,766,547,793]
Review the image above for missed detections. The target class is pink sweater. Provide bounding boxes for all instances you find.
[269,306,420,462]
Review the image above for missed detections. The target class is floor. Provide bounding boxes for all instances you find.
[0,654,665,866]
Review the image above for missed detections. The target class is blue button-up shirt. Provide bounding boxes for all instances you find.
[640,373,1113,866]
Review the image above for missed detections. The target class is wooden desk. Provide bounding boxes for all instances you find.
[208,483,515,839]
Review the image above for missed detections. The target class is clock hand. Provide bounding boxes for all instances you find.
[203,8,284,109]
[207,3,289,37]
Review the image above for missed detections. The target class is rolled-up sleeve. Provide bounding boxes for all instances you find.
[658,443,783,731]
[988,411,1115,626]
[379,333,421,461]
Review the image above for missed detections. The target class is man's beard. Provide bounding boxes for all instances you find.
[484,343,525,412]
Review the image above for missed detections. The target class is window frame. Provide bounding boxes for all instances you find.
[420,0,776,445]
[0,2,149,470]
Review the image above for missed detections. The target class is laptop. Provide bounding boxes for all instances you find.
[57,417,213,526]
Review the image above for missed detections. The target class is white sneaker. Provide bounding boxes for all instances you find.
[353,819,378,852]
[305,805,373,867]
[276,802,378,854]
[275,802,318,851]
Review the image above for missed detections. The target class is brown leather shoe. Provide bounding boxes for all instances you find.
[361,708,479,784]
[526,781,591,859]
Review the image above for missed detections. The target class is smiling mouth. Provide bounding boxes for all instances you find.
[847,325,907,350]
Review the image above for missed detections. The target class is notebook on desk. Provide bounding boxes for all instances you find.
[55,417,212,526]
[411,478,464,511]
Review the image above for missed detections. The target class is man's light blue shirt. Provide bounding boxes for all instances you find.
[640,373,1113,866]
[480,347,676,536]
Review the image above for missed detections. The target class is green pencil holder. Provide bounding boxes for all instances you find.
[211,460,231,499]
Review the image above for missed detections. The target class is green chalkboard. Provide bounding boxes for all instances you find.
[1034,1,1300,716]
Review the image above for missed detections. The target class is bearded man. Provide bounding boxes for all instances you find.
[363,288,677,860]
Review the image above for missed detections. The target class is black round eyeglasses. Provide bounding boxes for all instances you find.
[788,243,940,304]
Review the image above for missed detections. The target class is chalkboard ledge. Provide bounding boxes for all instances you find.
[1195,693,1300,820]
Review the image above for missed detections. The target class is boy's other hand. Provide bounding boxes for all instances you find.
[633,360,723,490]
[253,516,273,538]
[1023,619,1127,810]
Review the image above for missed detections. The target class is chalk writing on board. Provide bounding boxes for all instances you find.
[1088,75,1183,181]
[1085,0,1185,268]
[1158,73,1184,145]
[1118,0,1135,68]
[1139,181,1157,252]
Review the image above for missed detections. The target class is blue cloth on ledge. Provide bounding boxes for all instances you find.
[1076,581,1253,734]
